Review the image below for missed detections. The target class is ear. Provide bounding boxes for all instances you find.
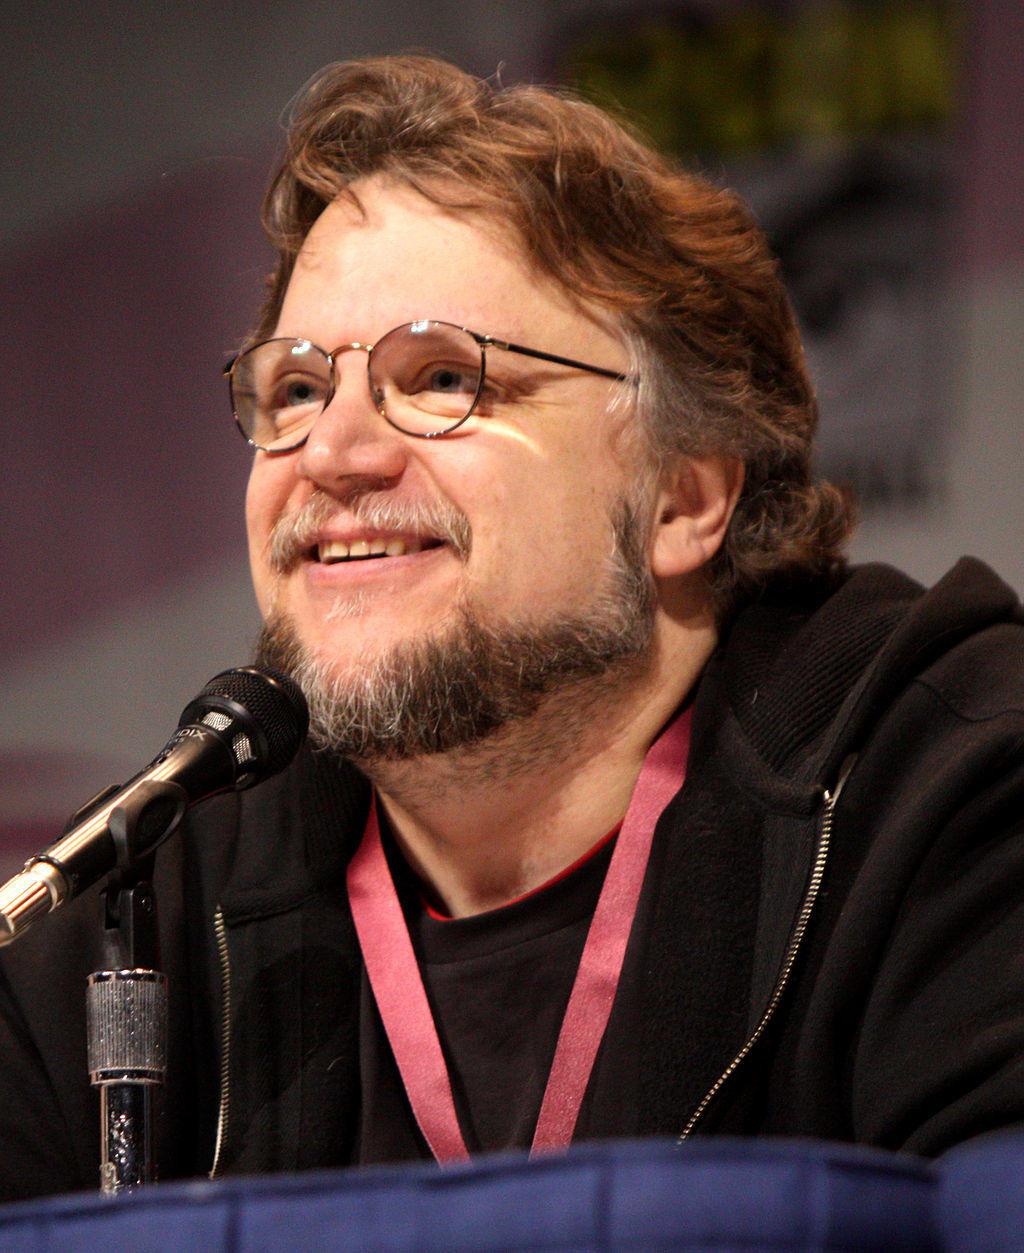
[649,454,744,580]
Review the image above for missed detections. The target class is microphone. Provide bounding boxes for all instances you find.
[0,666,308,947]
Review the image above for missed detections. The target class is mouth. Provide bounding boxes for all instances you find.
[313,535,446,565]
[267,490,472,576]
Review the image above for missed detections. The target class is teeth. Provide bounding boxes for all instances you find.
[318,537,426,563]
[389,538,422,556]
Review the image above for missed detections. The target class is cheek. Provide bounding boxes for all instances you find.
[246,457,296,537]
[245,462,293,605]
[482,463,624,600]
[244,471,269,554]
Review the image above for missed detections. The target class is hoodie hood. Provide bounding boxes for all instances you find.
[713,558,1021,794]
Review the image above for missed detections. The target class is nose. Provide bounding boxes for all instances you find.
[296,346,409,490]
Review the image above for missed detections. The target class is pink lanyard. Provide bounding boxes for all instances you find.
[346,705,692,1162]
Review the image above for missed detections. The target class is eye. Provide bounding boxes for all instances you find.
[419,363,480,396]
[286,379,318,405]
[391,358,483,421]
[271,372,330,410]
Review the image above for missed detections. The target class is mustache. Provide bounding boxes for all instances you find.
[268,488,472,573]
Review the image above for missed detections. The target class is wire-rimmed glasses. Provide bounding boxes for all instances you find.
[225,319,630,451]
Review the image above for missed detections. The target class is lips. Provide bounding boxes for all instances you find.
[268,488,472,576]
[317,535,437,563]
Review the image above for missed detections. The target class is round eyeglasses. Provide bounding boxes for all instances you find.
[224,319,630,451]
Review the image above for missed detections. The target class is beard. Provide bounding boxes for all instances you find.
[255,498,657,763]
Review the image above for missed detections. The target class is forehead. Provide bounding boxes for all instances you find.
[276,178,623,357]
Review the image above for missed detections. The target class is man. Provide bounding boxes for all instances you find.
[1,54,1022,1199]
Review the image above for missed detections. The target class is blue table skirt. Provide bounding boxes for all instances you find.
[0,1135,957,1251]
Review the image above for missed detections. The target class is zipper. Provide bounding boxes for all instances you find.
[208,905,232,1179]
[676,754,856,1143]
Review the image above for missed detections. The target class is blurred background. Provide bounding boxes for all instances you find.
[1,0,1020,864]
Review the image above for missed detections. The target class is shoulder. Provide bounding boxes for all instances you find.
[710,557,1023,783]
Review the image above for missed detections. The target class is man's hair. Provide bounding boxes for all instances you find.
[255,54,854,618]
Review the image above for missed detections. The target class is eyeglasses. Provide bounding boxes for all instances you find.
[224,319,630,451]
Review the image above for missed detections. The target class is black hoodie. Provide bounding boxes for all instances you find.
[1,559,1022,1200]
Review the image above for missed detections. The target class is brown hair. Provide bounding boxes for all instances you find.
[257,55,853,617]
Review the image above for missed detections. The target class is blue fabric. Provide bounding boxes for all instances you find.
[0,1138,937,1251]
[937,1131,1024,1253]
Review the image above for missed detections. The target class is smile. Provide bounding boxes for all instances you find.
[316,536,444,564]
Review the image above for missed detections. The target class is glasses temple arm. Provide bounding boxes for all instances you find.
[478,335,630,383]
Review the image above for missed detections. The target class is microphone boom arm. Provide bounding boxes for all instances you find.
[0,666,307,947]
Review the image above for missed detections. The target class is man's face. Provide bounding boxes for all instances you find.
[245,179,654,752]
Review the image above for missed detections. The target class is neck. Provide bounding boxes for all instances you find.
[364,617,714,917]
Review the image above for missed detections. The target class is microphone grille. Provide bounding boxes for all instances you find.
[191,667,309,777]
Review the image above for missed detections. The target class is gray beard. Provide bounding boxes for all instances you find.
[255,500,656,763]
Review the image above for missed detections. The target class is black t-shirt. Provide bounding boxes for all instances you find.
[355,832,618,1162]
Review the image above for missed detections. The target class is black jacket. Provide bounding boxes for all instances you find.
[2,558,1023,1201]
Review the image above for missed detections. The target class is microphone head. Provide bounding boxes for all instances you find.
[178,666,309,787]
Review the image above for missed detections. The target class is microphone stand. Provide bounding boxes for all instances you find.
[86,855,167,1195]
[0,667,306,1191]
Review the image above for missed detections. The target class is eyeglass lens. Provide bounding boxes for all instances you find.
[230,321,486,450]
